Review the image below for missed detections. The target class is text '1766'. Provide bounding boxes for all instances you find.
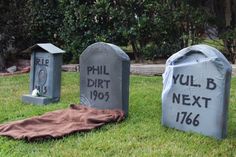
[172,74,216,127]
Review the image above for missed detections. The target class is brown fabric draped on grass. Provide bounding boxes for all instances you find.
[0,104,125,141]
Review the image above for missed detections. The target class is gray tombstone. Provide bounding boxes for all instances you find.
[80,42,130,115]
[22,43,65,105]
[162,44,232,139]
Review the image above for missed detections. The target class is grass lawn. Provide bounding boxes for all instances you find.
[0,73,236,157]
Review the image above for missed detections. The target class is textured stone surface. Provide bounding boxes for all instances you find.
[6,66,17,73]
[80,42,130,115]
[162,44,232,139]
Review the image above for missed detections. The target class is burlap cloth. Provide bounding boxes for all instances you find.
[0,104,125,141]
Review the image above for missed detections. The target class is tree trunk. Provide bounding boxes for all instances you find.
[0,54,6,71]
[213,0,226,33]
[231,0,236,26]
[130,40,142,62]
[225,0,232,26]
[230,0,236,63]
[223,38,236,63]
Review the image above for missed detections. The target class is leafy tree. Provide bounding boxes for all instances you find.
[0,0,231,65]
[0,0,29,70]
[0,0,62,70]
[60,0,116,63]
[204,0,236,62]
[107,0,209,61]
[60,0,93,63]
[26,0,62,44]
[219,0,236,63]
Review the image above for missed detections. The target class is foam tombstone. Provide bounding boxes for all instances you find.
[162,44,232,139]
[80,42,130,115]
[22,43,65,105]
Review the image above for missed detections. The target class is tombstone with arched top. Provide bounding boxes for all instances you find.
[162,44,232,139]
[80,42,130,116]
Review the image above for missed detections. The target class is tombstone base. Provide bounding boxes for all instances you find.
[22,95,58,105]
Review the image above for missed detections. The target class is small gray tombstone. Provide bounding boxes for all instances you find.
[80,42,130,115]
[162,44,232,139]
[22,43,65,105]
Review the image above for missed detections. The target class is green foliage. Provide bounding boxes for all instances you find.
[220,27,236,62]
[211,0,236,63]
[26,0,63,44]
[0,1,217,64]
[59,0,210,62]
[59,0,117,63]
[59,1,95,63]
[0,0,30,70]
[1,73,236,156]
[0,0,62,69]
[221,28,236,40]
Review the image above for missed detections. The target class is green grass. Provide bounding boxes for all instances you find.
[201,39,225,52]
[0,73,236,156]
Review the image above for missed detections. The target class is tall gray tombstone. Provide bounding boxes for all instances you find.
[162,44,232,139]
[22,43,65,105]
[80,42,130,115]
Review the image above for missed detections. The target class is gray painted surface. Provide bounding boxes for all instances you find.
[24,43,65,54]
[22,43,64,105]
[22,95,52,105]
[162,44,232,139]
[80,42,130,115]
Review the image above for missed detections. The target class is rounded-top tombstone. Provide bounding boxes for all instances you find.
[80,42,130,115]
[162,44,232,139]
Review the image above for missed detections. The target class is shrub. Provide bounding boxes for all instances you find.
[0,0,29,70]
